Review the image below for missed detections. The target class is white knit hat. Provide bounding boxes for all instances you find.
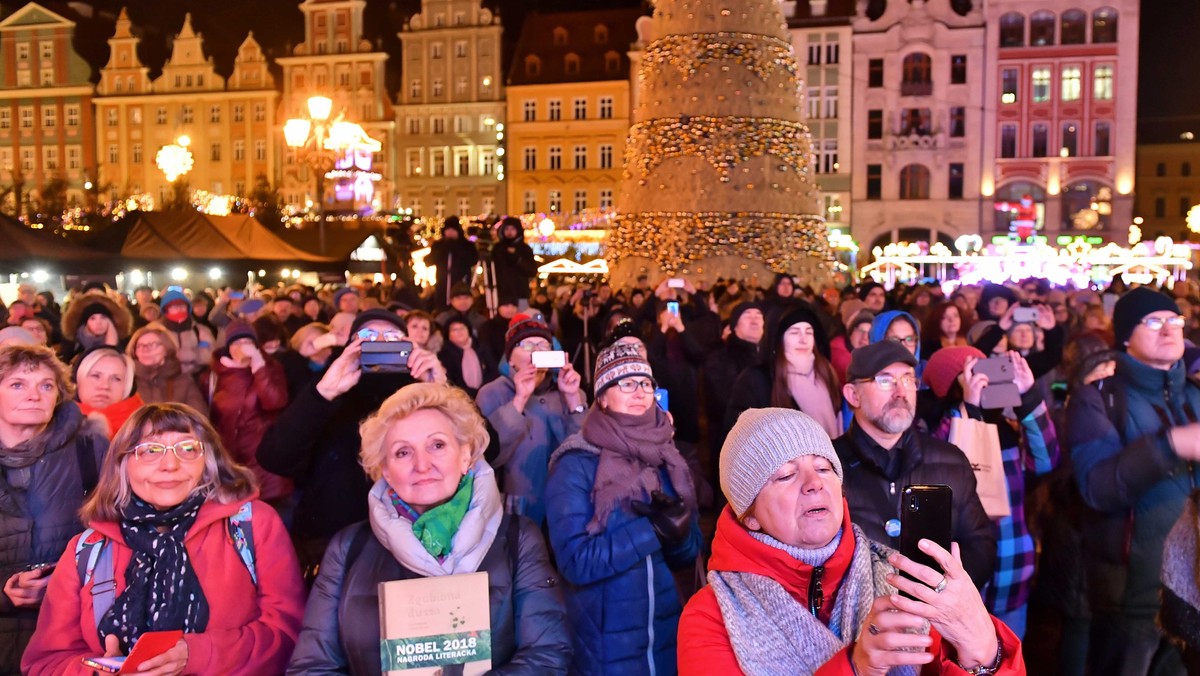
[720,407,843,518]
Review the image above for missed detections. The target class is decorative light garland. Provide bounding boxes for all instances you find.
[608,211,832,274]
[640,33,799,88]
[625,115,814,182]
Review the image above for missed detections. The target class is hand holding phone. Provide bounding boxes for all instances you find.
[531,350,567,369]
[667,278,685,289]
[898,485,952,601]
[1011,306,1038,324]
[84,630,185,674]
[666,301,680,317]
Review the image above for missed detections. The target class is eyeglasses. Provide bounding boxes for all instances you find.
[135,341,164,352]
[131,440,205,465]
[856,373,918,391]
[615,378,656,394]
[516,340,551,352]
[356,327,405,342]
[889,335,917,346]
[1140,315,1186,331]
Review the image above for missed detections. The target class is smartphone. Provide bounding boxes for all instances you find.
[229,291,245,300]
[899,485,953,601]
[24,562,56,576]
[531,350,567,369]
[80,629,183,674]
[654,388,670,412]
[81,656,125,673]
[1012,306,1038,324]
[974,354,1014,383]
[359,340,413,374]
[667,278,685,289]
[666,301,680,317]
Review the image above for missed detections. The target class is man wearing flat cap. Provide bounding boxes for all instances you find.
[832,340,997,589]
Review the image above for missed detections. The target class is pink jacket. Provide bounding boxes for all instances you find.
[22,498,305,675]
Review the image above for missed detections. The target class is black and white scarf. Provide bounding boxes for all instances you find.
[98,492,209,650]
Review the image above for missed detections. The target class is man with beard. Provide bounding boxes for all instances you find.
[831,340,996,589]
[255,309,451,575]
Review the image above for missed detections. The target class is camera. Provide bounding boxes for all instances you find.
[360,340,413,374]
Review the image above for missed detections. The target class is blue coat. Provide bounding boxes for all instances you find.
[545,434,701,676]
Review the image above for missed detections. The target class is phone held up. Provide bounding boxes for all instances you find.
[360,340,413,374]
[666,301,681,317]
[973,354,1021,409]
[899,484,953,601]
[531,350,568,370]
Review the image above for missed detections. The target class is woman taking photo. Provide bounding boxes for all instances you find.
[74,345,144,440]
[545,343,701,675]
[288,382,570,674]
[128,325,209,416]
[678,408,1025,675]
[23,403,305,675]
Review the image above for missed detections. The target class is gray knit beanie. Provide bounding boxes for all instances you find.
[720,407,843,518]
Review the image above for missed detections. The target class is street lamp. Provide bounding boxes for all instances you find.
[285,96,336,253]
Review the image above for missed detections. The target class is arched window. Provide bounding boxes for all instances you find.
[901,53,932,95]
[1093,8,1118,43]
[594,24,608,44]
[1000,12,1025,47]
[994,182,1046,233]
[1062,181,1112,230]
[899,164,931,200]
[524,55,540,77]
[1061,9,1086,44]
[564,53,580,75]
[552,27,568,46]
[1030,11,1056,46]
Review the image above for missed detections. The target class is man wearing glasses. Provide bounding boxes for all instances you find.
[831,340,997,589]
[1067,287,1200,674]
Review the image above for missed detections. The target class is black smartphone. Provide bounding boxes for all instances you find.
[360,340,413,374]
[899,484,953,600]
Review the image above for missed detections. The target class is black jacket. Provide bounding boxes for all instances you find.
[832,422,997,589]
[426,237,479,306]
[704,336,760,455]
[490,235,538,302]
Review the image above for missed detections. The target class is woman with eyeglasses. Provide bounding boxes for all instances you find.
[726,304,842,440]
[23,402,305,675]
[545,342,700,676]
[127,325,209,416]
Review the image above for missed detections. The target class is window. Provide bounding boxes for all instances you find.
[1183,197,1192,218]
[899,165,930,200]
[108,144,119,164]
[867,110,883,140]
[1001,124,1018,158]
[868,59,884,88]
[106,108,118,127]
[17,70,30,87]
[1030,11,1055,46]
[1185,162,1193,177]
[1094,65,1113,100]
[432,79,443,97]
[1001,68,1019,104]
[600,144,614,169]
[407,117,420,134]
[1062,123,1078,156]
[1094,122,1111,156]
[901,108,932,136]
[1000,13,1025,47]
[950,107,965,137]
[525,56,540,77]
[523,191,537,213]
[16,43,29,61]
[1156,197,1167,218]
[255,140,266,161]
[574,145,587,170]
[455,41,467,58]
[605,51,620,74]
[41,146,57,170]
[66,105,79,127]
[1032,67,1051,103]
[235,181,245,197]
[432,151,446,176]
[807,88,821,119]
[599,96,614,119]
[130,144,141,165]
[182,106,193,123]
[254,104,265,122]
[456,197,470,217]
[951,55,967,84]
[210,143,221,162]
[1061,9,1086,44]
[549,146,562,170]
[431,42,443,59]
[410,80,422,99]
[407,150,421,176]
[40,42,52,61]
[210,105,221,123]
[42,107,56,129]
[1093,8,1118,43]
[573,98,587,120]
[808,43,821,66]
[432,117,446,134]
[20,148,33,172]
[433,197,445,218]
[867,164,882,199]
[523,100,536,122]
[824,87,837,118]
[821,140,838,173]
[1032,123,1049,157]
[1157,162,1167,177]
[548,100,561,121]
[949,163,965,199]
[1061,66,1081,102]
[67,146,80,170]
[234,140,245,160]
[595,25,608,44]
[826,43,839,65]
[456,77,468,95]
[19,107,33,129]
[482,152,495,175]
[901,53,932,95]
[523,147,537,171]
[40,70,53,86]
[457,151,470,176]
[454,115,469,133]
[573,190,587,212]
[156,107,167,125]
[599,188,613,209]
[553,27,568,46]
[233,104,244,122]
[0,110,8,130]
[565,54,580,75]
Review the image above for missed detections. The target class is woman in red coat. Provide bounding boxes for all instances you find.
[22,402,305,675]
[678,407,1025,676]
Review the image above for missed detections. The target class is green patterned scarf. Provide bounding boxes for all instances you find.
[390,473,475,559]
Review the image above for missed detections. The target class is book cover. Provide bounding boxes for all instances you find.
[378,571,492,675]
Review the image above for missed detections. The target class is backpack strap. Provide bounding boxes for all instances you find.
[227,502,257,586]
[74,530,116,629]
[75,435,98,497]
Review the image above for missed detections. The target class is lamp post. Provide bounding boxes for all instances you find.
[156,135,194,210]
[285,95,336,254]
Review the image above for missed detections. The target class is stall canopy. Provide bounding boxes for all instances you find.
[0,215,106,267]
[108,211,339,263]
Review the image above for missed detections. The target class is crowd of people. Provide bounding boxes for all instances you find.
[1,221,1200,674]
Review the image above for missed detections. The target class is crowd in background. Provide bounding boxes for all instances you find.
[2,219,1200,674]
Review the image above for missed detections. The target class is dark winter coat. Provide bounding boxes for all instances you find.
[490,233,538,302]
[278,349,330,402]
[645,326,705,445]
[427,238,479,306]
[832,422,998,589]
[0,403,106,673]
[58,295,134,364]
[208,354,291,501]
[286,513,571,675]
[438,339,499,399]
[132,355,209,417]
[703,336,760,455]
[545,434,701,676]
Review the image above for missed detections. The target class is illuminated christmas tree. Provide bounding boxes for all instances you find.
[608,0,832,284]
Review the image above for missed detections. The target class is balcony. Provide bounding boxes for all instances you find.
[886,131,945,151]
[900,81,933,97]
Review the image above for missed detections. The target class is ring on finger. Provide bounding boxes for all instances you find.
[933,576,948,594]
[868,623,880,636]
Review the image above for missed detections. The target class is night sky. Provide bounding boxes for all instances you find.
[0,0,1194,143]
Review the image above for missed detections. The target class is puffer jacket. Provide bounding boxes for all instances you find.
[832,422,998,589]
[476,376,584,525]
[22,496,306,675]
[132,355,209,416]
[0,402,106,674]
[208,354,291,500]
[287,512,571,675]
[545,434,702,676]
[1066,353,1200,616]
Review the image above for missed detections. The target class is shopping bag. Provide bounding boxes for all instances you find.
[948,413,1011,519]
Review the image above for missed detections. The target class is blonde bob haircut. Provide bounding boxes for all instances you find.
[81,402,257,523]
[359,382,489,482]
[0,342,73,403]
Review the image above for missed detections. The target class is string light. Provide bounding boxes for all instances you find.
[639,33,799,88]
[626,115,814,182]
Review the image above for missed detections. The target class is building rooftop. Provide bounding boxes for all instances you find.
[507,7,645,87]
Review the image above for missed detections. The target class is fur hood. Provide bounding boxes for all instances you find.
[62,294,134,341]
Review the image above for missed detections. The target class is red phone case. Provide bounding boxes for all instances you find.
[121,630,184,673]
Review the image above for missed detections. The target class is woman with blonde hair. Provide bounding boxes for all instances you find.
[23,403,305,675]
[288,382,570,674]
